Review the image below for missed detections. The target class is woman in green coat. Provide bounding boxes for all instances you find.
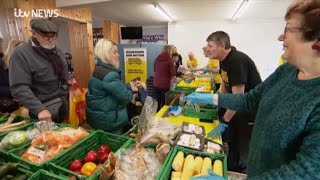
[86,39,136,134]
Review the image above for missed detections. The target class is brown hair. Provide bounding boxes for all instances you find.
[206,31,231,49]
[1,39,25,69]
[285,0,320,41]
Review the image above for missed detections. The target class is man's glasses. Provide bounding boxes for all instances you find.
[283,24,303,39]
[37,31,58,40]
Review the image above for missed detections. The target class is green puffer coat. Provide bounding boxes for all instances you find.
[86,59,132,133]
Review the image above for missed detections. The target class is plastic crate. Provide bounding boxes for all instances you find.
[0,164,33,179]
[0,122,35,160]
[122,123,139,138]
[7,126,92,171]
[164,91,193,106]
[0,115,35,140]
[0,113,10,122]
[159,146,228,180]
[48,130,130,180]
[29,169,69,180]
[183,105,218,121]
[118,138,174,180]
[174,80,198,93]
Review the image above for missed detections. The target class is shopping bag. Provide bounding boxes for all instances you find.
[68,83,86,127]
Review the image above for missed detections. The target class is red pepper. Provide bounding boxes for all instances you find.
[69,159,83,172]
[98,145,110,155]
[99,153,109,164]
[84,150,98,163]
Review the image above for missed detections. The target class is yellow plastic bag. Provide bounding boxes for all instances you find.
[68,83,87,127]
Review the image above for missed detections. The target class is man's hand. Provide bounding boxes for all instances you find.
[38,109,52,122]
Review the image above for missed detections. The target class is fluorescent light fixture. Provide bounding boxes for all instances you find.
[154,4,173,22]
[232,0,249,21]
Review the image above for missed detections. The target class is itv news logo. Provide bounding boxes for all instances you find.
[14,8,59,18]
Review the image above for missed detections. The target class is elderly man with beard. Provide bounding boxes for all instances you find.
[9,18,69,122]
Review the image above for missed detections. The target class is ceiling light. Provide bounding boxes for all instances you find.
[232,0,250,21]
[154,3,173,22]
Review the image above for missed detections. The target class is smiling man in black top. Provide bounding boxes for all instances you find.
[205,31,262,172]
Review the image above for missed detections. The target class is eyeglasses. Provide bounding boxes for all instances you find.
[36,31,58,40]
[283,24,303,39]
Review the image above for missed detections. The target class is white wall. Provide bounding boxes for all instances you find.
[168,20,285,80]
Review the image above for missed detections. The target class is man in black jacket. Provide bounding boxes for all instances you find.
[205,31,262,172]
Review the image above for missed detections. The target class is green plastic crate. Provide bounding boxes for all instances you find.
[174,86,197,93]
[48,130,130,180]
[0,122,34,158]
[119,138,174,180]
[159,146,228,180]
[165,91,181,106]
[121,123,139,138]
[29,169,69,180]
[0,164,33,179]
[183,105,218,121]
[7,126,93,171]
[0,113,10,122]
[0,115,35,140]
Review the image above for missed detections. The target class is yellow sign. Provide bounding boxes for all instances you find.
[124,48,147,83]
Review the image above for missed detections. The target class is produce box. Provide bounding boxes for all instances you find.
[203,138,224,154]
[159,146,228,180]
[175,132,204,151]
[29,169,68,180]
[48,130,130,180]
[0,114,34,140]
[182,122,205,136]
[0,113,10,122]
[183,105,218,122]
[164,91,190,106]
[174,80,198,93]
[122,123,139,138]
[119,138,174,180]
[7,126,92,171]
[0,163,33,179]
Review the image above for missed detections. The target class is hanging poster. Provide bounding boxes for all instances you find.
[124,48,147,83]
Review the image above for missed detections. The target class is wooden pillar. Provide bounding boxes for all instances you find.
[102,20,120,44]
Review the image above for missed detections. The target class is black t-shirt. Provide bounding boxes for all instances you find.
[220,47,262,93]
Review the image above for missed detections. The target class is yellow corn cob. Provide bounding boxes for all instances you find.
[213,159,223,176]
[193,156,203,175]
[200,157,212,175]
[171,171,182,178]
[181,154,195,180]
[172,151,185,172]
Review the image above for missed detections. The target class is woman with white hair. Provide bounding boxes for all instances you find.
[86,38,136,134]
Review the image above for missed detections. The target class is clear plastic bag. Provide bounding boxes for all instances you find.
[26,121,59,140]
[114,143,161,180]
[138,96,158,133]
[139,118,180,145]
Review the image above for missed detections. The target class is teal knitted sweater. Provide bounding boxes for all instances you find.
[219,63,320,179]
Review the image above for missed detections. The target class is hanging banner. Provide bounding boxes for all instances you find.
[124,48,147,83]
